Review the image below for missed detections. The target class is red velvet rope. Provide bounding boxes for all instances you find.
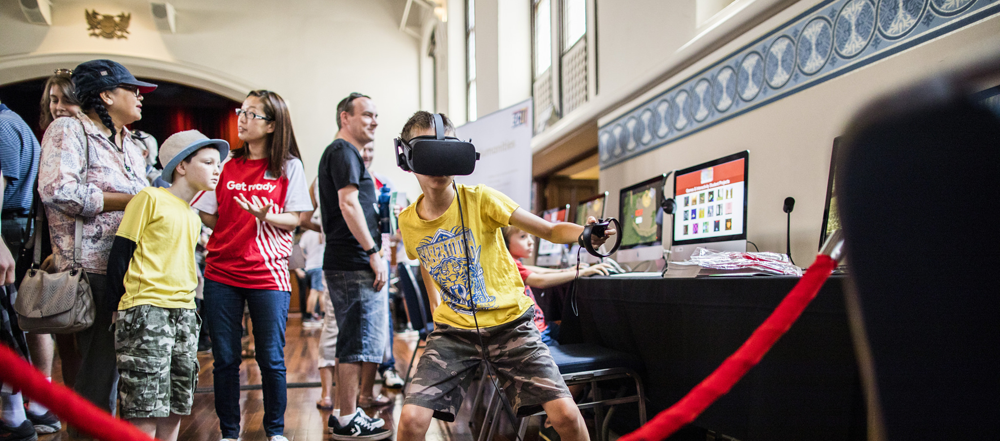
[619,254,838,441]
[0,342,159,441]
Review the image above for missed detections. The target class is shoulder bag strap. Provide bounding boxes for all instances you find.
[73,119,89,266]
[28,172,42,266]
[31,201,43,266]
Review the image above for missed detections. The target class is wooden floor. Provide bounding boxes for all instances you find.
[41,314,486,441]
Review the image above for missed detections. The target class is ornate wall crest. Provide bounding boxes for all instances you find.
[85,10,131,39]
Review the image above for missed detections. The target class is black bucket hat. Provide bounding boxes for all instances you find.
[72,59,157,99]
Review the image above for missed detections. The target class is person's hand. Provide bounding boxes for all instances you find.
[369,253,388,291]
[580,262,612,277]
[294,268,306,278]
[234,194,273,221]
[111,311,119,325]
[40,255,55,273]
[585,216,616,248]
[0,242,15,285]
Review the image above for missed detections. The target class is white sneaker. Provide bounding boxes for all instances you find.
[382,368,404,388]
[270,436,289,441]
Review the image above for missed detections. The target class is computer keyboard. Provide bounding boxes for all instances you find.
[608,271,663,278]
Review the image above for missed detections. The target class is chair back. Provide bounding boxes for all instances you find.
[396,262,434,338]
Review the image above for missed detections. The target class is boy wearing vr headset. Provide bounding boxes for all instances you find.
[394,111,614,441]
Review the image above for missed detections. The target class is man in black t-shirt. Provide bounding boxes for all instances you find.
[317,93,392,440]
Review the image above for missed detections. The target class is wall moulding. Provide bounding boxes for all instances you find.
[530,0,796,172]
[0,53,254,101]
[597,0,1000,169]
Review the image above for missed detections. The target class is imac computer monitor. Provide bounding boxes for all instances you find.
[573,192,608,263]
[536,204,570,266]
[820,138,842,250]
[616,174,668,263]
[575,191,608,224]
[670,151,749,261]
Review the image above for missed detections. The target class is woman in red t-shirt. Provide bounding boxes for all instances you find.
[192,90,313,441]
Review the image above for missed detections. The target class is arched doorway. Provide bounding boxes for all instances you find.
[0,77,242,164]
[0,54,258,160]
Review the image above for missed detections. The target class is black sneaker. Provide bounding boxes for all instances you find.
[330,409,391,440]
[539,424,561,441]
[26,411,60,434]
[326,408,385,433]
[328,411,384,432]
[0,420,38,441]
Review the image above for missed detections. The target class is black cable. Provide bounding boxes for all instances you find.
[453,181,524,441]
[747,240,760,252]
[569,246,583,317]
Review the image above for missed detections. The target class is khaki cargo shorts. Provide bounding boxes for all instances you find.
[114,305,201,419]
[404,307,571,421]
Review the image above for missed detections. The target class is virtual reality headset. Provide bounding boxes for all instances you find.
[395,113,480,176]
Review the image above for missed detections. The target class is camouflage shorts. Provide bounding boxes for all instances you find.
[114,305,201,419]
[404,307,571,421]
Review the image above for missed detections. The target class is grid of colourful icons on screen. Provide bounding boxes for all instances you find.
[672,153,747,244]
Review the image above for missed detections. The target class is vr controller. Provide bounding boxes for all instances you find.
[395,113,481,176]
[578,218,622,258]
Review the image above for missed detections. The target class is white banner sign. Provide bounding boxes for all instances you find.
[454,99,533,208]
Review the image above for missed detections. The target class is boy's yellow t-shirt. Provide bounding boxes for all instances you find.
[399,184,533,329]
[115,187,202,310]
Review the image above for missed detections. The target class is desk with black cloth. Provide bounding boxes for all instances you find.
[559,275,865,441]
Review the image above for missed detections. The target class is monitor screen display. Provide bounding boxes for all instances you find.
[575,191,608,225]
[820,138,842,249]
[537,205,569,256]
[618,175,667,249]
[672,151,749,245]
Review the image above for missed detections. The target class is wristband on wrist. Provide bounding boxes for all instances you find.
[365,246,379,256]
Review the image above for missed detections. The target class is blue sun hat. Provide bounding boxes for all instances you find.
[72,59,157,98]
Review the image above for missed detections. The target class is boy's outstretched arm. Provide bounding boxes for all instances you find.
[508,208,615,246]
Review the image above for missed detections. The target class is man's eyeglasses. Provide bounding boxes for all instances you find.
[235,108,273,121]
[119,85,141,98]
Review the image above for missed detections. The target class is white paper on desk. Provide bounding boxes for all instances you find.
[663,261,700,278]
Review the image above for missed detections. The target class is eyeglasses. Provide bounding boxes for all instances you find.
[119,85,141,98]
[235,108,273,121]
[53,68,72,76]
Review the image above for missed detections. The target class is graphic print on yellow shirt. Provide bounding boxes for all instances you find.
[416,226,495,314]
[399,184,533,330]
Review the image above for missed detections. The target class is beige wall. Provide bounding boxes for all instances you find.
[596,0,696,96]
[0,0,424,197]
[598,6,1000,266]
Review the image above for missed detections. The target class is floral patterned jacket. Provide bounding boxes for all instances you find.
[39,115,148,274]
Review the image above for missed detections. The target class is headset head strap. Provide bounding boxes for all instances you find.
[433,113,445,140]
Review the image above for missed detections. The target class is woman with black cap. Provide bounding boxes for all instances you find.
[37,59,154,430]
